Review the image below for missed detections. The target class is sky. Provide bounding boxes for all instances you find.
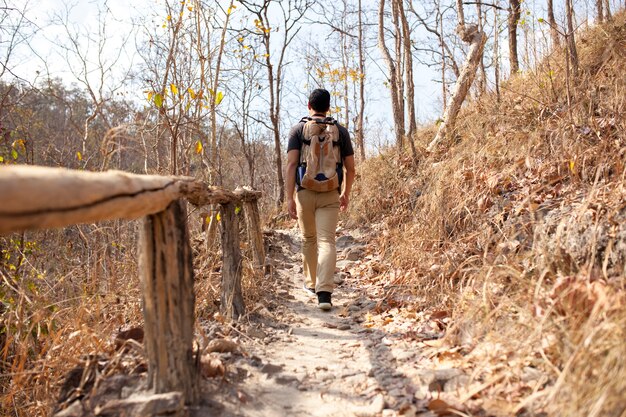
[2,0,439,132]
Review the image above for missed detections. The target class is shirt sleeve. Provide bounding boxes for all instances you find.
[338,125,354,159]
[287,123,304,152]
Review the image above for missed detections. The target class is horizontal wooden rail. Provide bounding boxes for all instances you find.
[0,165,264,409]
[0,165,260,234]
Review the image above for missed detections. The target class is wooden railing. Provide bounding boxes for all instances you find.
[0,165,264,405]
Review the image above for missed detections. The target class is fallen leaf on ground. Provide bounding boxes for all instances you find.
[428,398,457,416]
[200,355,225,378]
[206,338,239,353]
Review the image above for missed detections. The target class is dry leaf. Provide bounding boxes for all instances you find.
[200,355,225,378]
[430,310,449,320]
[237,390,248,403]
[206,338,239,353]
[428,398,455,416]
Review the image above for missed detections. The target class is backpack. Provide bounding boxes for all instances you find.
[298,116,342,192]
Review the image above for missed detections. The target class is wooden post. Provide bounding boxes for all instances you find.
[140,201,199,404]
[243,199,265,270]
[220,202,245,320]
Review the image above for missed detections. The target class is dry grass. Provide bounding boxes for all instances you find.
[350,11,626,417]
[0,208,267,416]
[0,223,143,416]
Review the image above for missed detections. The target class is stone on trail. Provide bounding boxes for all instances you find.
[94,391,184,417]
[353,394,385,417]
[260,363,283,375]
[247,327,267,339]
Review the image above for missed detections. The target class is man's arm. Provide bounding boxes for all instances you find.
[340,155,355,211]
[286,149,300,219]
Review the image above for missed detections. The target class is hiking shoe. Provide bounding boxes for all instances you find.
[302,284,315,296]
[317,291,332,311]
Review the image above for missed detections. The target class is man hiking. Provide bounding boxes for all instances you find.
[285,88,356,310]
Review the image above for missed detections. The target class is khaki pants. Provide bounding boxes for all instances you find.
[295,189,340,293]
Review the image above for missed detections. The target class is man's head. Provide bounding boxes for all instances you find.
[308,89,331,114]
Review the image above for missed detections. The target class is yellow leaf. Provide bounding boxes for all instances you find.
[195,140,203,154]
[215,91,224,105]
[227,6,233,14]
[166,15,172,20]
[216,212,221,222]
[170,83,179,96]
[187,87,196,99]
[569,160,575,173]
[76,151,82,161]
[12,139,26,153]
[187,6,193,11]
[147,91,154,102]
[154,93,163,108]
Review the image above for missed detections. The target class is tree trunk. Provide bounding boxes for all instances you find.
[565,0,579,78]
[475,0,487,96]
[596,0,604,22]
[396,0,418,160]
[547,0,560,48]
[209,0,234,183]
[494,5,501,102]
[508,0,521,74]
[140,201,198,405]
[439,8,448,111]
[378,0,405,149]
[220,202,245,320]
[356,0,366,161]
[428,26,487,151]
[391,0,405,140]
[603,0,612,21]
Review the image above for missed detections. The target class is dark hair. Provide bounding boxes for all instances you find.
[308,89,331,113]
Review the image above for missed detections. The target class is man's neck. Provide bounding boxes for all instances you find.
[309,109,327,117]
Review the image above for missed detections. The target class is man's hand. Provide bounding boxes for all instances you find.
[339,193,350,211]
[288,199,298,220]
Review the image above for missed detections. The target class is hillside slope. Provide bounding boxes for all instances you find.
[349,12,626,417]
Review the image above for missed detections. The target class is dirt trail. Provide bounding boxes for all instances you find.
[203,227,464,417]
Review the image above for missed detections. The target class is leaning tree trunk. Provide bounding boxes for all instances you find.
[140,200,199,404]
[428,25,487,151]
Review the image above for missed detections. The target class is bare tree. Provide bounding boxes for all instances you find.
[508,0,521,74]
[565,0,579,78]
[208,1,234,180]
[547,0,560,48]
[396,0,417,142]
[428,0,487,150]
[493,2,501,101]
[238,0,311,206]
[53,3,132,169]
[356,0,366,161]
[475,0,487,95]
[378,0,405,149]
[407,0,461,113]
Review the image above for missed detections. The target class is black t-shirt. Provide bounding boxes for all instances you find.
[287,117,354,160]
